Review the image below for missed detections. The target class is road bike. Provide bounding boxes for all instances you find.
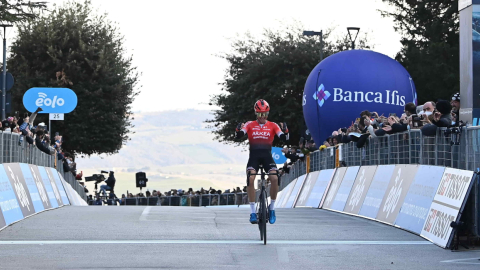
[248,165,277,245]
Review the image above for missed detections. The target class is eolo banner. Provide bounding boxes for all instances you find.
[23,88,77,113]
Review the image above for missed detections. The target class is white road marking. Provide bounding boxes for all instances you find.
[0,240,432,245]
[440,257,480,265]
[139,206,152,221]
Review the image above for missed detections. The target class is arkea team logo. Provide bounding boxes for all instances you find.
[313,84,331,107]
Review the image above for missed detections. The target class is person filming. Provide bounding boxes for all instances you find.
[99,171,116,196]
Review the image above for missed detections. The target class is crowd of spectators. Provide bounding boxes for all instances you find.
[1,107,82,181]
[274,93,462,177]
[319,93,462,149]
[89,186,250,206]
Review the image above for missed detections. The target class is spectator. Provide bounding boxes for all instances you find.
[421,100,452,136]
[99,171,116,195]
[450,93,460,126]
[119,194,126,205]
[34,130,51,154]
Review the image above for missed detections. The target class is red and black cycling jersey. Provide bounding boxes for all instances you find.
[241,120,283,151]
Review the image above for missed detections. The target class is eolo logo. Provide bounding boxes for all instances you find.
[35,92,65,108]
[23,87,78,113]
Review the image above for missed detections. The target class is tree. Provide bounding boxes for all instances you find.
[380,0,459,104]
[207,24,371,147]
[0,0,47,24]
[8,0,140,155]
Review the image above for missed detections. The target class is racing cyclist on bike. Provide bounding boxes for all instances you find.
[235,99,288,224]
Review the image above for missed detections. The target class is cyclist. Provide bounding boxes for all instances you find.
[235,99,288,224]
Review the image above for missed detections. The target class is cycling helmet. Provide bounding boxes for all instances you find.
[254,99,270,113]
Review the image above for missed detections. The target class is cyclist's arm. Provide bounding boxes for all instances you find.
[235,122,247,139]
[274,122,288,142]
[235,130,245,139]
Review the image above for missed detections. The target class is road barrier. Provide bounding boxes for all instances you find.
[277,165,477,249]
[0,163,86,231]
[113,193,249,207]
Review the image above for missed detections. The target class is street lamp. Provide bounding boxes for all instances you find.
[347,27,360,50]
[1,24,13,121]
[303,30,323,62]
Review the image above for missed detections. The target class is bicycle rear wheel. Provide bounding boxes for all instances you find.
[258,191,264,241]
[262,189,267,245]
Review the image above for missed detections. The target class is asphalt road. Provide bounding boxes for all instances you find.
[0,206,479,269]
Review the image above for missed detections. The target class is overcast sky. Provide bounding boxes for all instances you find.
[2,0,402,112]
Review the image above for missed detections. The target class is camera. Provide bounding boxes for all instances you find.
[411,114,424,127]
[85,173,106,182]
[444,127,462,146]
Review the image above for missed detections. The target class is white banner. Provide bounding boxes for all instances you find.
[420,202,458,248]
[420,168,475,248]
[459,0,472,11]
[434,168,474,209]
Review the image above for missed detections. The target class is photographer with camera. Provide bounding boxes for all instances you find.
[34,129,52,155]
[420,100,452,136]
[99,171,116,196]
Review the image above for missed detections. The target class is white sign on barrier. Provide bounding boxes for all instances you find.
[375,165,419,225]
[322,167,347,209]
[420,168,475,248]
[283,174,307,208]
[344,166,378,215]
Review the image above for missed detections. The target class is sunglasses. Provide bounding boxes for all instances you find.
[256,112,269,118]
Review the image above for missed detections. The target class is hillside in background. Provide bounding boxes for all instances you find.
[76,110,250,194]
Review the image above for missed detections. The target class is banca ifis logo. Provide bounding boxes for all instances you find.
[313,84,331,107]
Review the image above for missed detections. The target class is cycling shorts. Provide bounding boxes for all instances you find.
[246,150,278,184]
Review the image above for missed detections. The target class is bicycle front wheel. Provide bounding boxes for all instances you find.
[262,189,267,245]
[258,192,264,241]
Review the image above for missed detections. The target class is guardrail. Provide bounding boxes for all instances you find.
[1,132,54,167]
[101,193,249,206]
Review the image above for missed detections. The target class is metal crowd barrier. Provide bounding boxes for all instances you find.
[0,132,54,166]
[306,127,480,171]
[0,131,87,202]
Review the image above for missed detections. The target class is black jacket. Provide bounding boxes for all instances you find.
[35,137,51,154]
[105,174,116,189]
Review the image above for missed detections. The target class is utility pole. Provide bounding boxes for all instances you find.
[1,24,13,121]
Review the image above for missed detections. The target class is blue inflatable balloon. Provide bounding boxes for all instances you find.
[303,50,417,145]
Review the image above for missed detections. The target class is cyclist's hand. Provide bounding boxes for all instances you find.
[281,122,288,134]
[235,123,244,132]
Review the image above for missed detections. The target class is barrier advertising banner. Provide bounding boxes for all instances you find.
[0,208,6,229]
[358,165,395,219]
[0,166,23,225]
[394,166,445,234]
[295,171,320,207]
[344,166,378,215]
[421,168,475,248]
[38,167,63,207]
[283,174,307,208]
[322,167,347,209]
[278,179,297,208]
[317,169,337,208]
[59,172,87,206]
[23,164,51,210]
[3,164,35,218]
[15,163,47,213]
[47,168,70,205]
[328,166,360,211]
[30,165,58,208]
[376,165,419,225]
